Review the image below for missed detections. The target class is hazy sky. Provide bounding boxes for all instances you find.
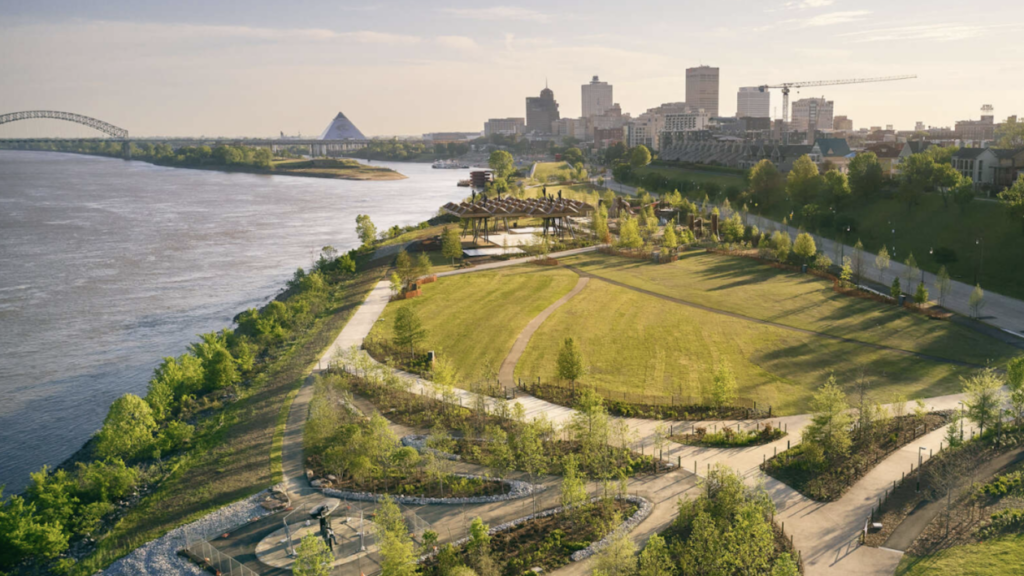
[1,0,1022,138]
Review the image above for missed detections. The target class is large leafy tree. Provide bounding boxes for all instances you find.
[793,232,817,265]
[898,153,936,209]
[293,534,334,576]
[997,175,1024,234]
[962,368,1005,434]
[786,155,824,206]
[488,150,515,180]
[848,152,883,199]
[96,393,157,459]
[392,307,426,353]
[0,489,69,569]
[749,159,786,208]
[996,116,1024,148]
[630,145,652,168]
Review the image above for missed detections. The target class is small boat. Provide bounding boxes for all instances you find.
[457,179,471,187]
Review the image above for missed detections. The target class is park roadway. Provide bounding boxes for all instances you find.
[272,247,994,576]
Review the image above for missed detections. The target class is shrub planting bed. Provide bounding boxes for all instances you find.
[521,381,760,421]
[672,422,786,448]
[420,498,639,576]
[764,413,950,501]
[453,437,659,477]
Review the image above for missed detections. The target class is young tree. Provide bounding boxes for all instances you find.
[392,307,426,354]
[873,245,891,283]
[416,253,433,279]
[556,337,587,393]
[793,232,817,265]
[516,420,548,512]
[483,426,514,486]
[638,533,673,576]
[376,496,417,576]
[997,175,1024,234]
[936,266,953,307]
[708,362,738,412]
[1007,356,1024,426]
[488,150,515,181]
[617,214,644,250]
[441,226,462,266]
[593,527,637,576]
[560,454,588,520]
[466,517,497,576]
[803,375,853,462]
[293,534,334,576]
[395,250,414,284]
[96,394,157,459]
[389,272,403,298]
[662,218,678,250]
[848,152,883,199]
[355,214,377,247]
[786,155,823,206]
[903,252,919,292]
[771,230,791,262]
[962,368,1005,434]
[851,239,866,284]
[969,284,986,319]
[914,282,929,304]
[890,277,902,300]
[840,256,853,286]
[592,203,610,242]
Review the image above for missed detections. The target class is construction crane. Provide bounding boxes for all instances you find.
[758,74,917,123]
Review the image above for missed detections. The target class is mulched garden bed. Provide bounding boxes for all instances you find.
[420,499,637,576]
[304,454,505,499]
[671,422,786,448]
[520,381,762,421]
[454,438,659,477]
[763,413,950,502]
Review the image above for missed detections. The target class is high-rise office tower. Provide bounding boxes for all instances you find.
[526,85,560,133]
[686,66,719,117]
[736,87,770,118]
[582,75,613,119]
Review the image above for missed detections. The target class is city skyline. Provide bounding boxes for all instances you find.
[1,0,1022,137]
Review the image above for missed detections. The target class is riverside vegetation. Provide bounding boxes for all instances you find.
[0,238,381,575]
[0,141,404,180]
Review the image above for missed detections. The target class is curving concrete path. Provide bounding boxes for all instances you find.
[498,276,590,388]
[284,249,995,576]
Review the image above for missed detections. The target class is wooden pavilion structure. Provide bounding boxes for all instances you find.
[441,195,595,242]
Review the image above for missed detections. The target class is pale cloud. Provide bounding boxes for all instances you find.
[440,6,552,23]
[785,10,871,27]
[337,31,420,44]
[434,35,478,50]
[839,23,993,42]
[784,0,835,8]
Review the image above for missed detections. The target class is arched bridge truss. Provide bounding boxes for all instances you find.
[0,110,129,139]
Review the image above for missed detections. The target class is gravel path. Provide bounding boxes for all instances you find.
[102,489,275,576]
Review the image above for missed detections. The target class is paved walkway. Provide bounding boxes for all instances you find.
[609,177,1024,338]
[273,251,1004,576]
[883,444,1024,552]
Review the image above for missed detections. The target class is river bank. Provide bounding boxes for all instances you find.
[0,147,406,180]
[0,152,468,493]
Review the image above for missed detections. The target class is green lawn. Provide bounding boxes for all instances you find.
[523,183,612,205]
[816,194,1024,300]
[514,278,977,415]
[559,252,1018,368]
[634,164,747,188]
[897,534,1024,576]
[367,266,579,383]
[533,161,574,183]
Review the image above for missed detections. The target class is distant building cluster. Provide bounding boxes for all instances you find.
[461,67,1021,188]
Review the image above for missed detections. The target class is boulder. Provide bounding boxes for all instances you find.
[311,479,323,488]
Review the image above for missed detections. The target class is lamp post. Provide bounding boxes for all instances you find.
[974,237,984,285]
[958,401,966,441]
[918,446,927,491]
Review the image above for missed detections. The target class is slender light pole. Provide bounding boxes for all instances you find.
[958,401,966,441]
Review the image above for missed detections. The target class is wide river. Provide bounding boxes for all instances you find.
[0,151,471,491]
